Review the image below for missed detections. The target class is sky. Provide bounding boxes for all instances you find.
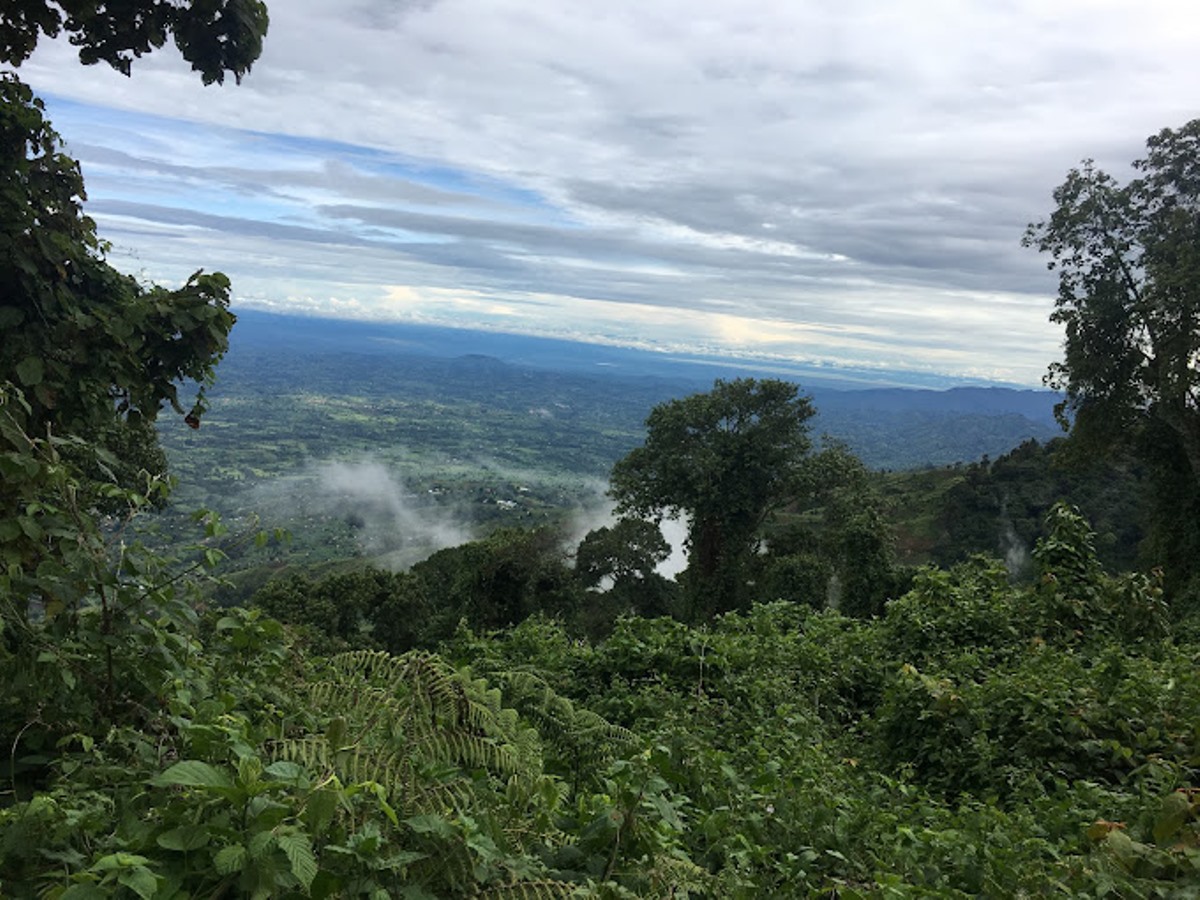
[15,0,1200,386]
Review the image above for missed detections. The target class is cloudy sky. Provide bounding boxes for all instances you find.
[16,0,1200,386]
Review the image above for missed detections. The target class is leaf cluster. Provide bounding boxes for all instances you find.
[1,0,269,84]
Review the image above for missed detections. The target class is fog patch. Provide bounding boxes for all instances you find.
[561,478,617,551]
[998,498,1030,579]
[657,514,689,579]
[250,457,474,570]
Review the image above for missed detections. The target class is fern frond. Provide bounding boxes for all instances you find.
[400,651,466,721]
[491,670,637,771]
[406,838,476,892]
[308,680,396,732]
[471,880,588,900]
[406,775,474,817]
[273,735,332,773]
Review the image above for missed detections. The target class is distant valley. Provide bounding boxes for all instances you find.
[154,311,1063,574]
[196,310,1063,469]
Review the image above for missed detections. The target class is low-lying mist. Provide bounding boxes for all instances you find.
[248,457,474,570]
[246,455,689,578]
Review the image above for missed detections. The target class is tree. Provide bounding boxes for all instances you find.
[1,0,266,744]
[1025,124,1200,478]
[575,517,676,620]
[1025,120,1200,596]
[252,567,432,653]
[610,378,816,616]
[412,526,582,633]
[576,517,670,589]
[755,441,904,617]
[1,0,269,84]
[1,3,268,593]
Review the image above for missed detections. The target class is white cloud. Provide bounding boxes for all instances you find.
[17,0,1200,385]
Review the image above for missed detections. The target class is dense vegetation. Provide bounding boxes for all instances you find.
[3,5,1200,898]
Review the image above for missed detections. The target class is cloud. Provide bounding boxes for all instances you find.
[250,457,474,569]
[18,0,1200,385]
[315,459,472,556]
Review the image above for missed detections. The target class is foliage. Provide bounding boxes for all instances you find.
[445,576,1200,897]
[1,70,235,587]
[1025,119,1200,594]
[412,527,583,634]
[8,454,1200,898]
[2,621,706,898]
[575,518,669,594]
[0,387,242,746]
[610,378,818,616]
[1029,502,1170,644]
[0,0,268,84]
[6,33,1200,897]
[252,566,431,654]
[924,437,1150,576]
[2,0,266,643]
[574,517,676,624]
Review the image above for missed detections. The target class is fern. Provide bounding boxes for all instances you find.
[270,649,653,896]
[492,670,637,787]
[274,649,545,819]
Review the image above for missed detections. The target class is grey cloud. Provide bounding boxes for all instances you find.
[24,0,1199,383]
[75,143,507,210]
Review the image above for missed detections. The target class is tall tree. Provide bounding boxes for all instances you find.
[1025,120,1200,596]
[610,378,816,616]
[1025,122,1200,478]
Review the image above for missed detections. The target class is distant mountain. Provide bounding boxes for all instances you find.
[811,386,1058,425]
[229,308,1033,391]
[221,308,1062,470]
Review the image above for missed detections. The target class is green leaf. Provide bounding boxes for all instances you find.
[16,355,43,386]
[156,825,211,852]
[311,871,342,900]
[60,886,107,900]
[304,789,339,833]
[118,867,159,900]
[278,832,318,889]
[264,760,305,781]
[1153,791,1193,845]
[0,305,24,328]
[1104,830,1138,865]
[648,792,684,831]
[214,844,247,875]
[248,830,275,859]
[404,814,455,839]
[91,853,151,872]
[151,760,233,790]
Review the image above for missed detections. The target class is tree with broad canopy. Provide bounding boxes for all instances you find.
[1025,120,1200,481]
[609,378,817,616]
